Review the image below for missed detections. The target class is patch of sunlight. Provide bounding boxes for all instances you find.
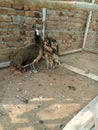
[37,103,81,120]
[2,104,35,123]
[30,97,54,102]
[83,98,91,101]
[0,125,3,130]
[17,127,34,130]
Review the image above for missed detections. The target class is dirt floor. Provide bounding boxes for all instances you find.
[0,51,98,130]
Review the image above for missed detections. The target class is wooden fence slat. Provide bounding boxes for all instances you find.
[0,61,10,68]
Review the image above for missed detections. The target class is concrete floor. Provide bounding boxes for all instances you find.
[60,51,98,76]
[0,51,98,130]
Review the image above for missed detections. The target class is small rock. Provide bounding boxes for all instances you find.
[37,104,41,108]
[39,96,43,100]
[25,75,28,78]
[68,86,76,91]
[49,75,52,77]
[53,78,56,80]
[38,120,44,124]
[34,104,41,109]
[32,69,38,73]
[17,88,22,92]
[21,98,29,104]
[38,84,43,86]
[16,95,19,98]
[59,124,65,129]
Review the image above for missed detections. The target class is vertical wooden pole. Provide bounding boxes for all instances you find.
[42,8,46,40]
[82,0,95,49]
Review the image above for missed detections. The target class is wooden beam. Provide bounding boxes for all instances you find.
[61,63,98,82]
[1,0,98,12]
[0,61,10,68]
[59,48,82,56]
[94,101,98,130]
[83,48,98,54]
[63,96,98,130]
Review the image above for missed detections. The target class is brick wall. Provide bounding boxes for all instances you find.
[45,0,92,53]
[0,2,42,62]
[0,0,98,62]
[46,9,88,53]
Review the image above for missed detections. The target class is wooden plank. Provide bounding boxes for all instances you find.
[59,48,82,56]
[63,96,98,130]
[0,61,10,68]
[61,63,98,82]
[79,113,94,130]
[1,0,98,12]
[91,127,96,130]
[94,101,98,130]
[83,48,98,54]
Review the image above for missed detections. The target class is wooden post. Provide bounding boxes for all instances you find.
[1,0,98,12]
[42,8,46,40]
[82,0,95,49]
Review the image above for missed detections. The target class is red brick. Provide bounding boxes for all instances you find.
[25,18,36,25]
[0,2,11,8]
[25,31,34,37]
[0,30,7,35]
[25,11,34,17]
[34,12,42,18]
[25,37,34,43]
[59,17,66,22]
[12,16,24,24]
[12,29,20,36]
[12,4,24,10]
[0,24,9,29]
[48,16,59,21]
[0,48,15,55]
[2,37,21,42]
[0,54,10,62]
[8,24,18,29]
[6,42,24,48]
[16,10,25,16]
[29,5,42,11]
[24,5,30,11]
[47,20,57,25]
[47,9,57,15]
[0,44,7,49]
[25,25,33,30]
[0,9,17,15]
[46,26,57,30]
[0,16,12,22]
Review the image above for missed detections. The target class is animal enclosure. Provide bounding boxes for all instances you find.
[0,0,98,130]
